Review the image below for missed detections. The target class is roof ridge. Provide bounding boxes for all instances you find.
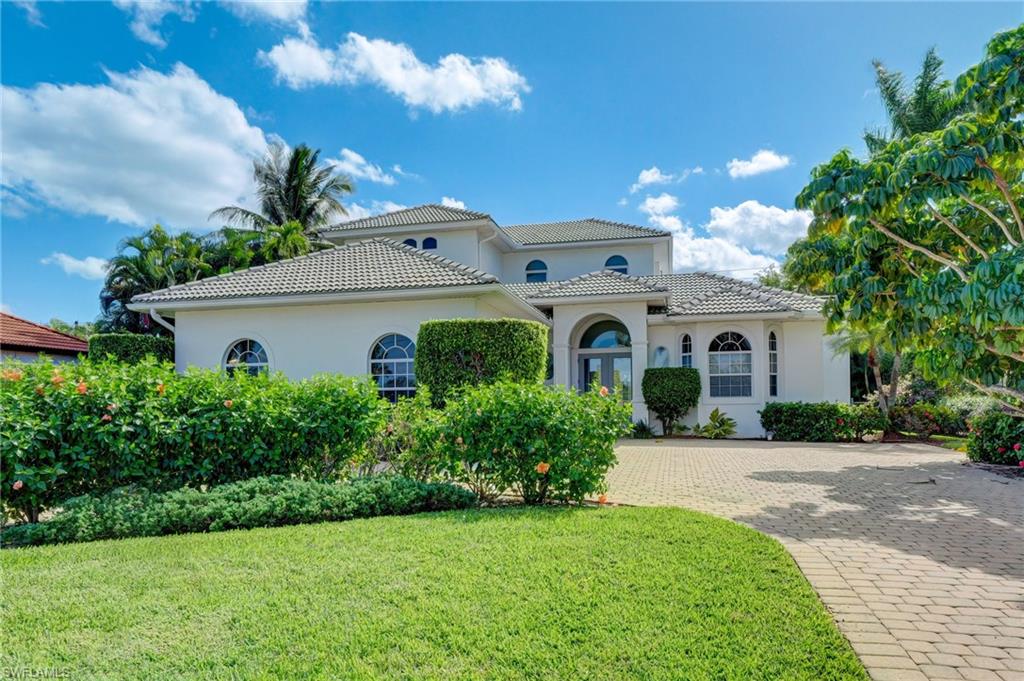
[503,216,667,235]
[326,203,491,231]
[0,312,90,345]
[527,269,669,298]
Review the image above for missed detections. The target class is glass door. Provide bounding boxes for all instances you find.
[578,353,631,400]
[580,355,603,392]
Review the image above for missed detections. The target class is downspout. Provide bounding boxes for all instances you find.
[149,308,176,335]
[478,225,500,272]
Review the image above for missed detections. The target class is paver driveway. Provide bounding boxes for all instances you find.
[607,440,1023,681]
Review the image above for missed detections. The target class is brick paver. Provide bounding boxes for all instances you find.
[606,440,1023,681]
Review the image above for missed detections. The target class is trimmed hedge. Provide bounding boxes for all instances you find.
[415,319,548,405]
[966,411,1024,465]
[0,475,476,548]
[641,368,700,434]
[89,333,174,363]
[889,403,962,438]
[760,402,888,442]
[0,359,386,522]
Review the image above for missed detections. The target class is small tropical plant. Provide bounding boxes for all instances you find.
[693,408,737,439]
[631,420,656,439]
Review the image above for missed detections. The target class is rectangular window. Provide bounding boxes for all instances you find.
[709,351,752,397]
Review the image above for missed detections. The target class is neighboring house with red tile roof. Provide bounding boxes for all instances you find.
[0,312,89,362]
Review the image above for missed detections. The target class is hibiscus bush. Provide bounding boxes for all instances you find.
[440,380,632,504]
[0,359,386,522]
[760,402,887,442]
[889,403,963,438]
[966,411,1024,465]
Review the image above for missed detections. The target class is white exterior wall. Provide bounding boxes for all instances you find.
[174,298,493,379]
[1,349,80,364]
[502,243,660,283]
[479,238,504,278]
[342,229,484,271]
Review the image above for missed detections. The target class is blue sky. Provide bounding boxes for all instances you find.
[2,1,1020,325]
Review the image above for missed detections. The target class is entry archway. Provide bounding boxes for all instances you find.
[576,318,632,399]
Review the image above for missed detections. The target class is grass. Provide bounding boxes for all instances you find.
[1,507,867,680]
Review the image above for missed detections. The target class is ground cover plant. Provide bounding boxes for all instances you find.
[0,507,868,680]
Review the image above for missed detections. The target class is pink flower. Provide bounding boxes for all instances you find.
[837,418,845,426]
[997,447,1007,454]
[599,386,610,397]
[101,414,112,422]
[12,480,24,491]
[76,381,88,395]
[51,373,65,386]
[1014,443,1022,452]
[1019,460,1024,468]
[106,403,118,412]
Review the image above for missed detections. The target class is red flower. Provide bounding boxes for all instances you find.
[101,414,112,422]
[535,462,550,475]
[76,381,88,395]
[223,399,233,409]
[997,447,1007,454]
[51,373,65,386]
[1014,443,1022,452]
[836,418,845,426]
[12,480,24,491]
[1019,460,1024,468]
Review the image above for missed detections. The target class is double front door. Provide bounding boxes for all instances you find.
[578,352,632,400]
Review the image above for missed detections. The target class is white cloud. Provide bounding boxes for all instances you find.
[440,196,466,210]
[260,31,530,113]
[112,0,197,48]
[1,187,35,219]
[41,253,109,280]
[628,165,704,193]
[706,201,812,256]
[221,1,307,23]
[14,1,44,27]
[638,192,680,218]
[2,64,268,229]
[329,148,396,185]
[727,149,791,179]
[617,197,628,207]
[342,200,408,221]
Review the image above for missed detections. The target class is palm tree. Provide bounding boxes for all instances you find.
[100,226,181,334]
[260,221,312,261]
[864,48,967,154]
[210,143,353,233]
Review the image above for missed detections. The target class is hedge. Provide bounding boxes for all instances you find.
[0,359,386,522]
[89,333,174,363]
[414,319,548,405]
[889,403,963,438]
[0,475,476,548]
[966,411,1024,465]
[641,368,700,434]
[760,402,888,442]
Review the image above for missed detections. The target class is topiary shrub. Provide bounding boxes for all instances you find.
[89,333,174,363]
[415,319,548,405]
[966,411,1024,465]
[0,475,476,548]
[641,367,700,434]
[440,379,632,504]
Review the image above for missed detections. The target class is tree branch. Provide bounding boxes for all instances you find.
[869,218,968,282]
[979,160,1024,242]
[930,208,988,260]
[986,344,1024,364]
[959,194,1020,246]
[966,380,1024,417]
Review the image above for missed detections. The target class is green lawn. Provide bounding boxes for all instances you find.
[1,507,866,680]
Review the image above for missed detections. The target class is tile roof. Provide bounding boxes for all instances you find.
[526,270,669,299]
[132,238,497,305]
[501,218,669,245]
[0,313,89,354]
[324,204,490,232]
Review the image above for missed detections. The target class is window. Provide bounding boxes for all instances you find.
[652,346,669,368]
[224,339,269,376]
[680,334,693,368]
[525,259,548,283]
[422,237,437,250]
[708,331,752,397]
[768,331,779,397]
[580,320,631,348]
[370,334,416,402]
[605,255,628,274]
[402,238,417,248]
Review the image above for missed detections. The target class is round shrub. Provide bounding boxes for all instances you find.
[641,367,700,434]
[440,380,632,504]
[966,411,1024,465]
[414,319,548,405]
[89,333,174,363]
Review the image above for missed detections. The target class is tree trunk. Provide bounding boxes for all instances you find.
[868,346,888,414]
[887,353,902,408]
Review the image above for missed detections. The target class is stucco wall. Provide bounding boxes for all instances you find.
[342,229,484,272]
[502,243,659,283]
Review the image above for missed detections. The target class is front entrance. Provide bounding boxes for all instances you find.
[578,352,632,399]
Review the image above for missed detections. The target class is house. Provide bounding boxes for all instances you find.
[129,204,849,436]
[0,312,88,362]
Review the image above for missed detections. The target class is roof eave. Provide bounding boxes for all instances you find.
[526,292,670,306]
[509,234,672,250]
[647,310,824,324]
[319,218,497,239]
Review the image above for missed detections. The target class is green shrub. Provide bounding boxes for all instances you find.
[89,333,174,363]
[641,367,700,434]
[889,403,962,438]
[942,393,1000,425]
[631,420,656,439]
[440,380,632,504]
[367,389,446,481]
[0,475,476,548]
[966,411,1024,465]
[760,402,887,442]
[0,359,387,522]
[415,319,548,405]
[693,408,737,439]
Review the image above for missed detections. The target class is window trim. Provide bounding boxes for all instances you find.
[768,329,780,399]
[368,332,417,402]
[605,255,628,274]
[707,331,753,399]
[223,337,270,376]
[679,333,693,369]
[525,259,548,283]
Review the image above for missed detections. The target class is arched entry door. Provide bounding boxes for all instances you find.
[577,319,632,399]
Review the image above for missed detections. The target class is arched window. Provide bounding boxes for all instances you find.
[680,334,693,368]
[422,237,437,250]
[580,320,631,348]
[224,339,269,376]
[370,334,416,402]
[652,346,669,368]
[402,238,417,248]
[525,259,548,283]
[605,255,628,274]
[768,331,779,398]
[708,331,752,397]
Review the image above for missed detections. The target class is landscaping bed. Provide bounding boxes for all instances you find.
[0,507,867,680]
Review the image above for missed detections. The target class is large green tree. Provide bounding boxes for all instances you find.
[792,26,1024,414]
[210,143,353,233]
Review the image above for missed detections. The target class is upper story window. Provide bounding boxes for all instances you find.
[402,238,417,248]
[370,333,416,402]
[768,331,779,398]
[224,339,269,376]
[605,255,628,274]
[680,334,693,368]
[525,259,548,283]
[708,331,752,398]
[422,237,437,250]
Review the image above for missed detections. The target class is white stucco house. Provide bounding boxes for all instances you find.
[129,204,849,437]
